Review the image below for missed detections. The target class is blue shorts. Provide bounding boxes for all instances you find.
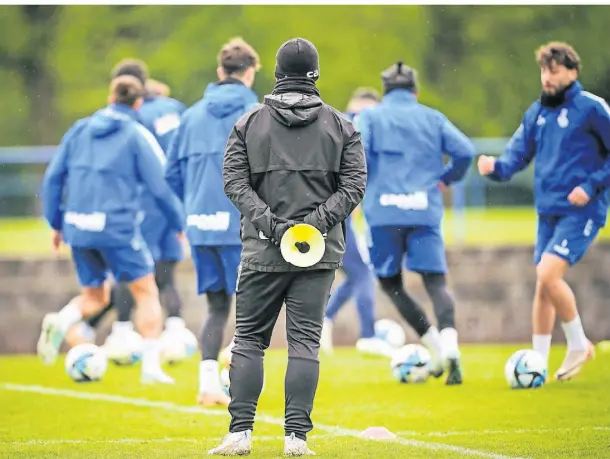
[71,245,154,288]
[141,217,184,262]
[534,214,600,266]
[367,225,447,277]
[192,245,242,295]
[343,216,373,277]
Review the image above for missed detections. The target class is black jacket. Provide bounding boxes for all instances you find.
[223,90,367,272]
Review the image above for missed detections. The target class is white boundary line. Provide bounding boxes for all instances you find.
[396,426,610,438]
[0,382,528,459]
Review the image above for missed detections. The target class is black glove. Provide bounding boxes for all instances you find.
[270,218,297,246]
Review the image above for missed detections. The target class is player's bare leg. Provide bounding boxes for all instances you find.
[37,286,109,365]
[532,281,556,372]
[537,254,594,381]
[128,274,174,384]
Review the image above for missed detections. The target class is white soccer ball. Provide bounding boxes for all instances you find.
[375,319,406,349]
[103,330,144,366]
[160,327,198,365]
[391,344,431,383]
[220,367,231,396]
[218,339,264,396]
[65,343,108,383]
[504,349,548,389]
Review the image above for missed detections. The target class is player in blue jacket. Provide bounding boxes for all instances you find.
[103,60,188,348]
[165,38,260,406]
[358,61,476,385]
[320,88,389,357]
[38,75,185,384]
[479,42,608,381]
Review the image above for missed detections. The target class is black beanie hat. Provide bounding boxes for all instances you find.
[381,61,418,94]
[275,38,320,81]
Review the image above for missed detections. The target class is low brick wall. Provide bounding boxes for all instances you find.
[1,244,609,354]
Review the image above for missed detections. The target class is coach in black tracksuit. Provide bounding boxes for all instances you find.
[222,38,366,449]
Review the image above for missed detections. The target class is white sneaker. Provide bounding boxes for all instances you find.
[555,341,595,382]
[284,433,315,456]
[208,430,252,456]
[140,369,175,385]
[320,319,333,355]
[355,337,394,358]
[37,313,67,365]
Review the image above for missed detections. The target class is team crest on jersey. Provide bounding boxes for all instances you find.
[557,109,569,128]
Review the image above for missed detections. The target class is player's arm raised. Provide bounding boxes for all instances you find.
[478,110,536,181]
[133,126,185,232]
[303,118,367,235]
[439,115,476,186]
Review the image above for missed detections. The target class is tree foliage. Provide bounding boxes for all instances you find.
[2,5,610,145]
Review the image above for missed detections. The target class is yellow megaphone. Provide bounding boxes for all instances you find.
[280,223,325,268]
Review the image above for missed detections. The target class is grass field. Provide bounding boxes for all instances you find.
[1,346,609,458]
[2,209,610,257]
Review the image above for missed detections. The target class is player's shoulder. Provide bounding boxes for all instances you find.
[574,90,610,116]
[234,102,265,131]
[522,100,543,126]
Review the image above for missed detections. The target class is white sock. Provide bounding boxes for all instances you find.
[141,339,162,374]
[199,359,221,393]
[440,327,460,360]
[165,317,185,332]
[561,315,589,351]
[112,321,134,335]
[421,326,444,363]
[532,334,552,365]
[57,302,83,331]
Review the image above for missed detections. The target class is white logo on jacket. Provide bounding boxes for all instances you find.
[379,192,428,210]
[64,212,107,232]
[187,212,230,231]
[557,108,569,128]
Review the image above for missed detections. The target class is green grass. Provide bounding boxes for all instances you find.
[1,345,609,458]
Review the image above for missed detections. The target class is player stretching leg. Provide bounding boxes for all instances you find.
[37,75,184,384]
[479,42,607,381]
[166,38,260,406]
[358,61,475,384]
[321,88,390,357]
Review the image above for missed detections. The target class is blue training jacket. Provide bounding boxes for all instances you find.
[487,81,610,227]
[136,96,186,231]
[41,103,185,248]
[357,89,476,228]
[165,80,259,246]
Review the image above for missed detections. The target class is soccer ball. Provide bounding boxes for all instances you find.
[103,330,144,366]
[375,319,406,349]
[219,339,235,369]
[391,344,431,383]
[220,367,231,396]
[160,327,198,365]
[505,349,548,389]
[65,343,108,383]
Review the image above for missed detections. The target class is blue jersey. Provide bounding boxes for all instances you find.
[165,80,259,246]
[137,96,186,228]
[357,89,475,228]
[488,81,610,227]
[41,103,184,248]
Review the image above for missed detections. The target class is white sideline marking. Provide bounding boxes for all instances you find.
[0,383,528,459]
[3,435,333,446]
[396,426,610,438]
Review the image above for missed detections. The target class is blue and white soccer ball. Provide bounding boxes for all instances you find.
[374,319,406,349]
[391,344,431,383]
[103,330,144,366]
[160,327,198,365]
[220,367,231,396]
[65,343,108,383]
[504,349,548,389]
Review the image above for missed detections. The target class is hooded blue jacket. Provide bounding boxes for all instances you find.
[357,89,476,228]
[488,81,610,226]
[42,103,185,248]
[165,81,259,246]
[136,96,186,232]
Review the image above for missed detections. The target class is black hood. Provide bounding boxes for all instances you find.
[263,93,323,127]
